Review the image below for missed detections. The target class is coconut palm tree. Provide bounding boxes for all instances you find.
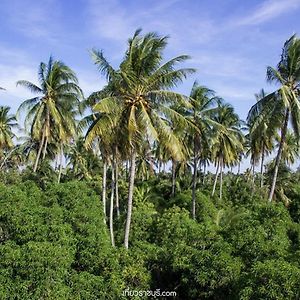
[279,130,300,166]
[211,103,245,200]
[89,29,195,249]
[247,89,277,188]
[249,35,300,201]
[17,56,83,172]
[183,82,220,218]
[0,106,17,165]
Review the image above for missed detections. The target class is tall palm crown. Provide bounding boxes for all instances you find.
[247,89,277,187]
[17,57,83,171]
[0,106,17,150]
[211,103,244,167]
[249,35,300,200]
[279,130,299,166]
[88,29,195,159]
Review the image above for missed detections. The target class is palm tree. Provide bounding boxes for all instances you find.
[185,82,219,219]
[249,35,300,201]
[279,130,299,166]
[247,89,277,188]
[89,29,195,249]
[0,106,17,165]
[17,56,83,172]
[211,103,244,200]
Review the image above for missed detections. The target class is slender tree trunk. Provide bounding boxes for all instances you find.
[42,136,48,160]
[33,130,45,172]
[238,161,241,175]
[219,157,223,200]
[247,160,254,182]
[212,161,220,196]
[171,159,176,197]
[115,158,120,218]
[125,160,129,180]
[268,109,289,202]
[102,161,107,223]
[42,112,50,160]
[124,150,137,249]
[57,143,63,183]
[202,161,206,185]
[54,156,58,171]
[192,140,197,219]
[110,161,115,247]
[260,143,265,188]
[252,162,255,183]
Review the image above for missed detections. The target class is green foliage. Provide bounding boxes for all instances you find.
[239,259,300,299]
[2,170,300,299]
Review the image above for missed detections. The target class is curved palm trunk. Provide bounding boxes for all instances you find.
[124,150,137,249]
[212,161,220,196]
[57,143,63,183]
[260,143,265,188]
[33,130,45,172]
[171,159,176,197]
[268,109,289,202]
[110,162,115,247]
[219,157,223,200]
[102,161,107,224]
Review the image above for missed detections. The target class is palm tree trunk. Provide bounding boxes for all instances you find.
[238,161,241,175]
[125,160,129,180]
[57,143,63,183]
[212,161,220,196]
[192,146,197,220]
[260,143,265,188]
[124,150,137,249]
[202,161,206,185]
[219,157,223,200]
[110,162,115,247]
[115,159,120,218]
[171,159,176,197]
[102,161,107,223]
[33,130,45,172]
[42,112,50,160]
[268,109,289,202]
[42,136,48,160]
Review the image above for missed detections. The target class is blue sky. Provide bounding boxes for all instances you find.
[1,0,300,122]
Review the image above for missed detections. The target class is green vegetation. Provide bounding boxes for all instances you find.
[0,31,300,299]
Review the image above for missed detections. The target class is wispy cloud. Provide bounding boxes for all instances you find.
[235,0,300,26]
[87,0,134,42]
[2,0,60,41]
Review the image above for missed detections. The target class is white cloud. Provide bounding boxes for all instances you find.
[76,69,106,97]
[235,0,300,26]
[87,0,134,42]
[2,0,60,41]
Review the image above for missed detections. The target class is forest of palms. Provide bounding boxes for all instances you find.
[0,31,300,299]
